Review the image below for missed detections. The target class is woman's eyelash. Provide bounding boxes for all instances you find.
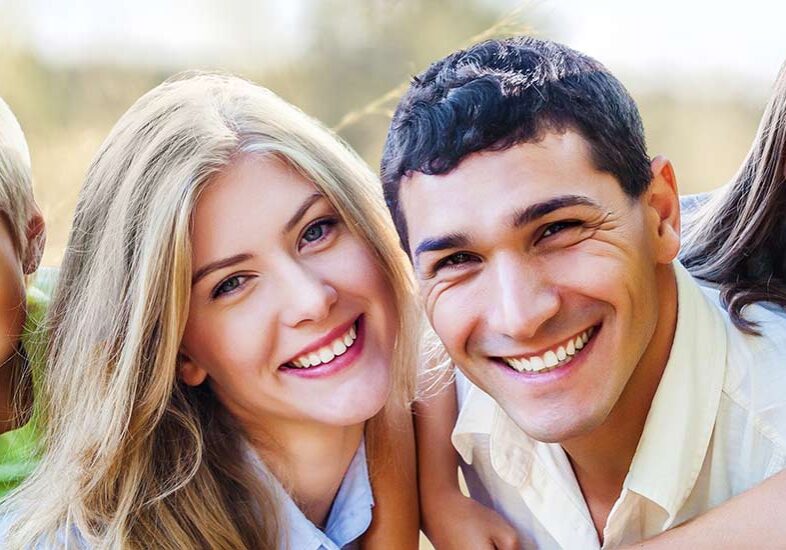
[211,275,249,299]
[300,217,339,247]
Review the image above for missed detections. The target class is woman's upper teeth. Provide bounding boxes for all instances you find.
[291,324,357,368]
[504,327,594,373]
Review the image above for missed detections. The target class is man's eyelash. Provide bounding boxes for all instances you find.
[433,252,479,272]
[540,220,584,239]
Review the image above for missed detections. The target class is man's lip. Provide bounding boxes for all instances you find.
[490,324,600,361]
[280,316,360,366]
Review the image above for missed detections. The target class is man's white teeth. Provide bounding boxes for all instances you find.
[503,327,595,374]
[291,323,358,368]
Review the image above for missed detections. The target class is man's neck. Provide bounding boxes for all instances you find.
[561,264,679,541]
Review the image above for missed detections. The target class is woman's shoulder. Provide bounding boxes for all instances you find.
[0,513,89,549]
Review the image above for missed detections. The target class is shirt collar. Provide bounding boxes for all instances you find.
[452,262,728,521]
[248,439,373,550]
[452,382,498,465]
[624,262,727,520]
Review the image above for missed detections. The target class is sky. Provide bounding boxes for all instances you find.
[2,0,784,99]
[545,0,786,100]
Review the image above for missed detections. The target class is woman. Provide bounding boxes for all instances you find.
[0,73,419,549]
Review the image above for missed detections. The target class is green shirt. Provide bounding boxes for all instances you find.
[0,268,55,497]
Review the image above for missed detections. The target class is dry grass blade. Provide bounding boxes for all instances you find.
[332,1,538,133]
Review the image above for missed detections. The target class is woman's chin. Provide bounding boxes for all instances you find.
[314,375,391,427]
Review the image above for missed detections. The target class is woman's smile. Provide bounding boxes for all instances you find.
[280,316,367,378]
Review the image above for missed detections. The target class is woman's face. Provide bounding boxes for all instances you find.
[180,154,398,431]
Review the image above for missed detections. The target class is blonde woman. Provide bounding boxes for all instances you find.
[0,73,419,549]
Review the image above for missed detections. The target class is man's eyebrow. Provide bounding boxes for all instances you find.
[512,195,602,227]
[284,192,324,233]
[413,233,469,260]
[192,253,253,285]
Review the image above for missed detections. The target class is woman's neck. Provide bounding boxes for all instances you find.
[248,420,365,527]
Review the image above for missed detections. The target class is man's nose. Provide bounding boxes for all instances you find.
[487,254,560,341]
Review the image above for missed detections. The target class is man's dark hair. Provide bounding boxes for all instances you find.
[380,36,652,253]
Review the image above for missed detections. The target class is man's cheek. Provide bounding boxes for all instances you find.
[430,297,469,359]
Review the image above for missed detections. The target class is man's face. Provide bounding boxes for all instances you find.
[401,131,678,443]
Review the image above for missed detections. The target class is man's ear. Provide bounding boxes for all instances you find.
[23,206,45,275]
[646,156,681,264]
[179,351,208,387]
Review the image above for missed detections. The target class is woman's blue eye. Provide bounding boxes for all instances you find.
[212,276,244,299]
[300,218,338,248]
[302,223,326,243]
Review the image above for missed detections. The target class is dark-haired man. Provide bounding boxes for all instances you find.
[382,37,786,548]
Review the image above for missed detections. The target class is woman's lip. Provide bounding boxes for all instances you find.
[280,316,366,379]
[280,316,359,366]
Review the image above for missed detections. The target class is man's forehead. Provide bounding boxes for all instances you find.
[402,133,609,209]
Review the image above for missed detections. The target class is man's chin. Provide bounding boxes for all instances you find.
[506,407,607,445]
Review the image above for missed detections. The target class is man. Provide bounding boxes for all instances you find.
[381,37,786,548]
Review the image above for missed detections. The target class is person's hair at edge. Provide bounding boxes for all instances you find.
[0,98,36,262]
[0,98,39,425]
[680,61,786,332]
[0,72,419,549]
[380,36,652,255]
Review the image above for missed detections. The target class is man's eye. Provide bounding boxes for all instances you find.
[300,218,338,248]
[212,275,247,299]
[435,252,479,271]
[540,220,582,240]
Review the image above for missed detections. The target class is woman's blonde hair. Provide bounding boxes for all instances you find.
[1,73,419,549]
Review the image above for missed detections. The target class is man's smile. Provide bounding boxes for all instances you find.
[499,325,598,374]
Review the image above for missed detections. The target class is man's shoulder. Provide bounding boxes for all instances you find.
[706,286,786,449]
[715,289,786,385]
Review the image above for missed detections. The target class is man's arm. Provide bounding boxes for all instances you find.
[417,367,520,550]
[360,397,420,549]
[625,471,786,549]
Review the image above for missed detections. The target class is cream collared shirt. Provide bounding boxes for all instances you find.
[452,263,786,549]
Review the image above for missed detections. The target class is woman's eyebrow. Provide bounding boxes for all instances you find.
[192,253,253,285]
[284,193,324,233]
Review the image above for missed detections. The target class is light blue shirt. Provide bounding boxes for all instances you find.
[252,439,374,550]
[0,440,374,549]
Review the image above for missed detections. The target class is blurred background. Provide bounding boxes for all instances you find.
[1,0,784,266]
[0,1,783,547]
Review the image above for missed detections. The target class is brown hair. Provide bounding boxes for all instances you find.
[681,62,786,333]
